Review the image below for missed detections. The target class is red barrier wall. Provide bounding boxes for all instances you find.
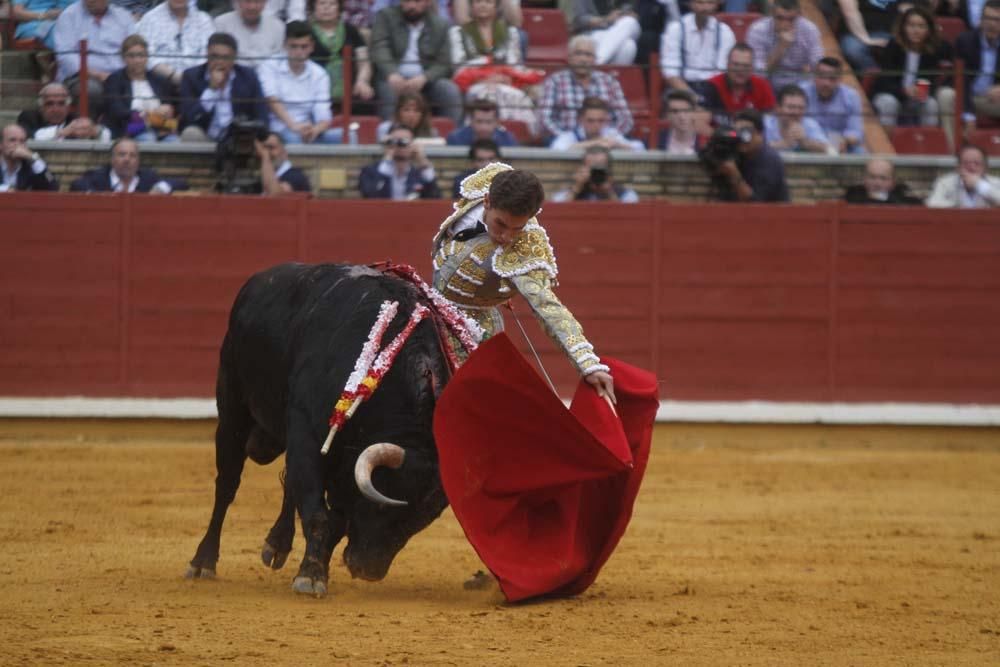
[2,194,999,402]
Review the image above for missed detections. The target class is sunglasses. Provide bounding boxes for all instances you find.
[385,137,411,147]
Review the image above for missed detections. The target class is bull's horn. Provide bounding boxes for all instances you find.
[354,443,408,507]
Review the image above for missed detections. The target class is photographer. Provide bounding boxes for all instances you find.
[551,145,639,203]
[358,123,442,200]
[703,109,789,203]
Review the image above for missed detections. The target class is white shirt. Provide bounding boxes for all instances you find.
[549,126,646,152]
[131,79,160,113]
[136,2,216,77]
[199,70,235,140]
[903,50,920,90]
[376,158,435,200]
[398,22,425,79]
[34,123,112,142]
[660,14,735,82]
[214,11,285,68]
[111,169,172,193]
[53,1,136,80]
[959,178,997,208]
[258,58,333,132]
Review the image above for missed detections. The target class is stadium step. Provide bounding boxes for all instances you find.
[0,50,42,113]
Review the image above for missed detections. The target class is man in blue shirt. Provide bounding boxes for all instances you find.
[800,57,865,154]
[445,99,518,147]
[764,84,833,153]
[954,0,1000,132]
[712,109,790,202]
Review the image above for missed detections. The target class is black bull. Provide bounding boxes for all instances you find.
[187,263,452,596]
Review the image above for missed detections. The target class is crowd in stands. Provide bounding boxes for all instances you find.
[0,0,997,207]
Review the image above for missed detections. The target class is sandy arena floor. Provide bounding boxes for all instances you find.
[0,419,998,666]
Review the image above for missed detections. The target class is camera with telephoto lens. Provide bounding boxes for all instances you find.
[698,126,752,171]
[214,118,269,194]
[589,166,608,186]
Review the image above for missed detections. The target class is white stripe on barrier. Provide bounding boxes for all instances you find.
[1,397,999,426]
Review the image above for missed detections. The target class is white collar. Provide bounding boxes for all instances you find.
[110,169,138,193]
[275,160,292,178]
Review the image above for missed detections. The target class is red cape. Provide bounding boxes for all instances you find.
[433,333,659,602]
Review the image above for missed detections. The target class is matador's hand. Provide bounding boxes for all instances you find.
[585,371,616,406]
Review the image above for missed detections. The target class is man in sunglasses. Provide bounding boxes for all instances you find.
[358,123,441,199]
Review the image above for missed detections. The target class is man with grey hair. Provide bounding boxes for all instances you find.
[538,33,634,140]
[22,82,111,142]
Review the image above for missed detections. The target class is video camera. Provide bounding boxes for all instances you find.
[214,118,269,194]
[698,126,752,172]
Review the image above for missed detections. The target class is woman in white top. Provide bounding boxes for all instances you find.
[103,34,180,142]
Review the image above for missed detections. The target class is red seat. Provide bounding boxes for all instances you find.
[968,129,1000,156]
[431,117,456,138]
[524,8,570,64]
[603,65,649,119]
[716,13,762,43]
[936,17,966,44]
[890,126,950,155]
[331,114,381,144]
[501,119,536,145]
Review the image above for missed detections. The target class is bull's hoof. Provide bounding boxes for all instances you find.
[185,565,217,580]
[292,576,328,598]
[261,541,290,570]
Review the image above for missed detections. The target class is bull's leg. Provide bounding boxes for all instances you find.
[261,468,295,570]
[187,376,251,579]
[284,417,334,598]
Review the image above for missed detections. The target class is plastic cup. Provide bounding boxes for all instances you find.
[915,78,931,102]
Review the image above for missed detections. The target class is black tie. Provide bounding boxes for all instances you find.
[452,222,486,242]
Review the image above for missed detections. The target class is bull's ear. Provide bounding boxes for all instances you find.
[355,443,408,507]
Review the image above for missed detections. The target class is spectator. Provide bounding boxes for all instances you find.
[370,0,463,124]
[309,0,375,114]
[258,21,340,144]
[0,123,59,192]
[53,0,136,118]
[539,35,634,139]
[375,90,439,141]
[549,95,646,151]
[926,144,1000,207]
[659,0,735,98]
[702,43,777,123]
[452,0,521,27]
[265,0,306,21]
[449,0,537,132]
[635,0,667,66]
[954,0,1000,133]
[111,0,156,19]
[103,34,179,142]
[446,98,518,146]
[836,0,900,72]
[801,56,866,154]
[551,145,640,202]
[451,136,500,197]
[746,0,823,90]
[844,157,922,204]
[215,0,286,68]
[255,131,313,195]
[710,109,789,202]
[70,137,188,192]
[658,88,707,153]
[871,6,953,129]
[179,32,269,142]
[11,0,72,49]
[765,84,834,153]
[136,0,216,88]
[571,0,641,65]
[17,82,109,140]
[359,123,443,199]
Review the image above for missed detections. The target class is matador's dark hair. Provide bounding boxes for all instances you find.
[489,169,545,217]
